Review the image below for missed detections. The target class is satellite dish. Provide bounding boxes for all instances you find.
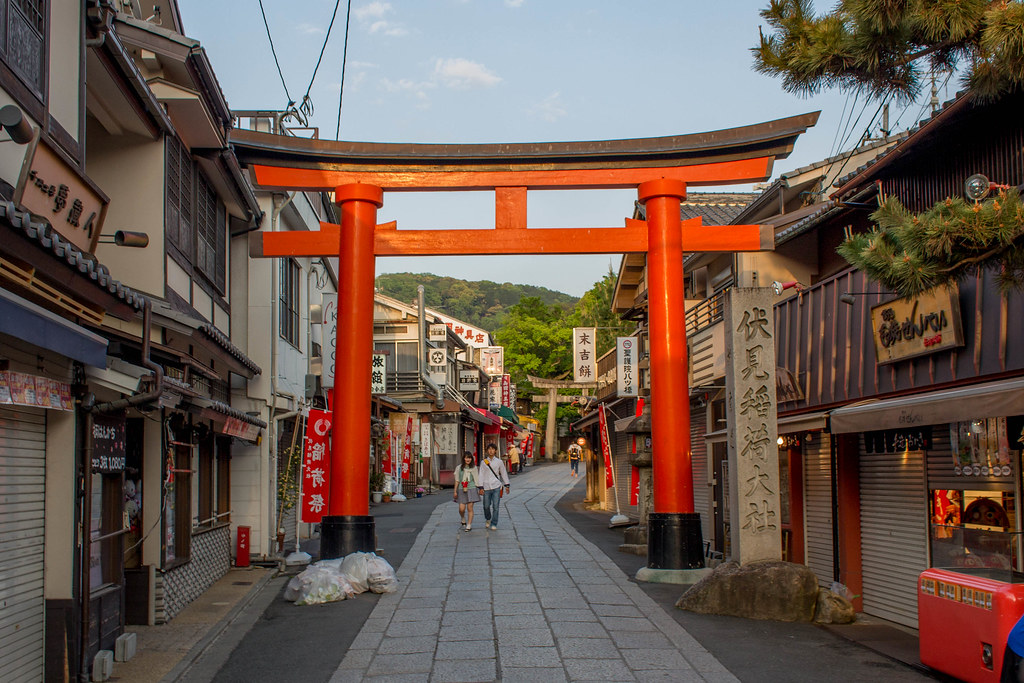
[965,174,991,202]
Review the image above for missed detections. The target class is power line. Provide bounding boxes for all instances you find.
[257,0,294,107]
[300,0,344,121]
[335,0,353,140]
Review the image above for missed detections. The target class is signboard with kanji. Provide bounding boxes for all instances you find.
[573,328,596,382]
[370,353,386,394]
[301,410,332,523]
[616,337,637,396]
[428,323,447,342]
[92,413,126,473]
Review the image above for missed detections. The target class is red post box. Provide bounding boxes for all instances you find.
[236,525,251,567]
[919,567,1024,681]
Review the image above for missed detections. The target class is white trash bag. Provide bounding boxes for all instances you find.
[286,562,356,605]
[365,554,399,594]
[340,552,372,594]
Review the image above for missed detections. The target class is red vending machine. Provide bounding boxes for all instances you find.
[919,567,1024,681]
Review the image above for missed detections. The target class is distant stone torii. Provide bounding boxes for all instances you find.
[234,111,819,569]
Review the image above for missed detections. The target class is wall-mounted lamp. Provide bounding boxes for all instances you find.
[964,173,1011,202]
[0,104,34,144]
[98,230,149,248]
[840,290,893,306]
[771,280,804,296]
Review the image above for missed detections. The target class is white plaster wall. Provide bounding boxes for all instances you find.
[192,282,212,322]
[48,0,81,142]
[166,256,190,302]
[43,409,75,599]
[230,441,266,560]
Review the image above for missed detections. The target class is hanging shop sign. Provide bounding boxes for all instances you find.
[501,374,511,407]
[480,346,503,376]
[871,286,963,364]
[301,409,332,523]
[15,136,109,254]
[437,319,489,346]
[458,369,480,392]
[322,294,338,385]
[0,370,74,410]
[92,413,126,473]
[573,327,597,382]
[432,423,458,455]
[371,353,386,394]
[616,337,637,396]
[428,323,448,342]
[864,426,932,454]
[488,381,501,411]
[222,416,261,442]
[950,418,1013,477]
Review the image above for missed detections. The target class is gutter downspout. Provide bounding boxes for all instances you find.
[268,192,295,557]
[417,285,444,409]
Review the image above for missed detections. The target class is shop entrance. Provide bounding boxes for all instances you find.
[235,112,817,567]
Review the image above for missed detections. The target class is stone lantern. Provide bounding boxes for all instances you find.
[619,394,652,555]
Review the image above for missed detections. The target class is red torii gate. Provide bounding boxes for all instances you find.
[235,112,817,568]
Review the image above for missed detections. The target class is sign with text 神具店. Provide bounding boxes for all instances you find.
[616,337,637,396]
[870,286,963,364]
[573,327,596,382]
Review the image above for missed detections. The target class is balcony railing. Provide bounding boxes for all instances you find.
[685,287,729,336]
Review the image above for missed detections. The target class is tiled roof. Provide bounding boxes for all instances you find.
[0,200,147,311]
[199,323,262,376]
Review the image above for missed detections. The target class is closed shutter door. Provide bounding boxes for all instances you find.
[613,429,633,515]
[803,432,834,588]
[860,437,928,628]
[0,406,46,682]
[691,408,710,542]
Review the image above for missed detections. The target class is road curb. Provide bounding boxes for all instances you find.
[160,568,277,683]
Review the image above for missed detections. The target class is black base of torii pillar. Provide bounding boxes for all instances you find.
[320,515,376,560]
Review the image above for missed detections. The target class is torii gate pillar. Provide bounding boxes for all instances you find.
[640,179,703,570]
[320,183,383,560]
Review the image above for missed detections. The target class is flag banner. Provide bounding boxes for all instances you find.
[598,404,615,489]
[382,428,393,474]
[301,409,332,523]
[630,466,640,506]
[402,416,413,481]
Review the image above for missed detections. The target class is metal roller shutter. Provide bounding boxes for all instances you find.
[859,437,928,628]
[0,405,46,682]
[612,430,634,515]
[803,433,834,588]
[691,408,711,542]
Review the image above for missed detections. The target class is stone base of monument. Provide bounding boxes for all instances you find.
[635,567,712,585]
[676,560,829,622]
[618,543,647,556]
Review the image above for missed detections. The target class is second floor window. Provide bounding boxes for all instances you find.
[2,0,47,100]
[279,258,300,347]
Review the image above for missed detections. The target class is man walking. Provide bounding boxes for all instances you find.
[479,443,510,530]
[568,438,583,478]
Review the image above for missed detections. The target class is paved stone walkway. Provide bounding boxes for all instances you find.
[329,465,737,683]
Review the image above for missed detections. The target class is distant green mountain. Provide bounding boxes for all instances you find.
[374,272,577,331]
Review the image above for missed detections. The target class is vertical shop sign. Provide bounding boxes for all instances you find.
[402,416,413,481]
[598,404,615,489]
[322,294,338,385]
[301,409,332,523]
[573,327,597,382]
[501,374,511,407]
[616,337,637,396]
[725,288,781,564]
[370,353,386,394]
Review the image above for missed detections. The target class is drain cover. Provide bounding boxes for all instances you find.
[232,581,253,586]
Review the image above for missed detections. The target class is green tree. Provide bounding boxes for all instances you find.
[753,0,1024,102]
[568,267,637,357]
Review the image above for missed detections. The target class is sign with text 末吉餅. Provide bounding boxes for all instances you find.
[870,286,963,364]
[16,136,108,254]
[573,327,596,382]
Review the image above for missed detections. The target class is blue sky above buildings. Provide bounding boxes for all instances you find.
[180,0,955,296]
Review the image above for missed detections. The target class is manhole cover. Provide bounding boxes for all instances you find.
[232,581,253,586]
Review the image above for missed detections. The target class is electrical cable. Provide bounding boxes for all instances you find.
[828,92,853,159]
[300,0,344,121]
[335,0,353,140]
[257,0,294,107]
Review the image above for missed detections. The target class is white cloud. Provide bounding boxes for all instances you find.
[354,1,407,36]
[529,92,567,122]
[433,58,502,89]
[297,22,325,35]
[354,1,391,21]
[505,0,525,7]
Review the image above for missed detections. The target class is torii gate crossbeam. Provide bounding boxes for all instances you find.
[236,112,819,569]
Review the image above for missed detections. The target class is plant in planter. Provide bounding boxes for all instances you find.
[415,486,426,498]
[369,471,387,503]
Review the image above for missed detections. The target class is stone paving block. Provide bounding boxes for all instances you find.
[562,657,635,681]
[499,644,563,668]
[598,616,659,632]
[499,667,569,683]
[584,591,634,605]
[386,619,441,637]
[591,603,645,618]
[362,617,392,633]
[635,670,705,682]
[492,591,540,604]
[448,583,491,593]
[495,614,548,630]
[493,601,544,616]
[495,627,554,647]
[328,668,369,683]
[392,607,443,623]
[441,609,492,626]
[398,596,447,610]
[349,629,384,650]
[377,634,438,655]
[435,639,495,660]
[539,595,586,610]
[544,608,599,622]
[439,623,495,642]
[368,652,434,675]
[550,621,609,638]
[620,648,693,670]
[684,649,736,674]
[430,658,497,683]
[609,630,674,649]
[554,637,619,659]
[335,648,374,669]
[364,674,431,682]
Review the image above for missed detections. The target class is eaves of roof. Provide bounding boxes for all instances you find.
[198,323,262,376]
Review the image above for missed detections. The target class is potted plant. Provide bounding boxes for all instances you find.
[369,471,386,503]
[415,486,425,498]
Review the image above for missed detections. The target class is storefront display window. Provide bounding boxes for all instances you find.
[931,489,1018,573]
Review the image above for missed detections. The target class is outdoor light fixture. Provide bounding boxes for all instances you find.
[964,173,1011,202]
[839,293,856,305]
[98,231,150,248]
[771,280,804,295]
[0,104,34,144]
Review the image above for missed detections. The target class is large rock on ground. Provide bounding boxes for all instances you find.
[676,560,819,622]
[814,588,856,624]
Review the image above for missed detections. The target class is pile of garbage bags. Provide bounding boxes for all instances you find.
[285,552,399,606]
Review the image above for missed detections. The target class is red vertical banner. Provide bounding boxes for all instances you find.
[501,374,511,406]
[505,429,513,453]
[598,404,615,489]
[630,466,640,506]
[382,428,393,475]
[402,416,413,481]
[631,397,645,454]
[301,409,332,523]
[526,433,534,459]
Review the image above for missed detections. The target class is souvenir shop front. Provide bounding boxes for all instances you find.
[829,377,1024,629]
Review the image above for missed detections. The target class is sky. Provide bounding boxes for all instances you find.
[178,0,956,297]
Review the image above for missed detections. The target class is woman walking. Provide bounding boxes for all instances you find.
[453,451,482,531]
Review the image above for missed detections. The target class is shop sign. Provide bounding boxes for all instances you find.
[92,413,126,473]
[501,374,511,407]
[950,418,1013,477]
[222,417,261,442]
[458,369,480,392]
[432,423,458,454]
[0,370,73,410]
[616,337,637,396]
[440,320,488,346]
[776,367,804,402]
[15,136,109,254]
[871,287,964,364]
[573,327,596,382]
[370,353,386,394]
[301,409,332,523]
[597,404,615,490]
[322,294,338,384]
[488,381,501,410]
[864,426,932,454]
[479,346,503,376]
[420,423,432,460]
[428,323,447,342]
[509,382,517,408]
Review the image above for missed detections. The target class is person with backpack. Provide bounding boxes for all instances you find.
[568,438,583,478]
[479,443,510,530]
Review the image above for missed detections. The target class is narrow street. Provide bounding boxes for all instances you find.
[165,463,934,683]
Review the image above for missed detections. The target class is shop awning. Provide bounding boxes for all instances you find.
[496,405,519,424]
[778,411,827,434]
[0,288,107,366]
[828,377,1024,434]
[464,406,500,426]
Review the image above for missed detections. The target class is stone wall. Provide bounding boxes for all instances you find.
[157,524,230,623]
